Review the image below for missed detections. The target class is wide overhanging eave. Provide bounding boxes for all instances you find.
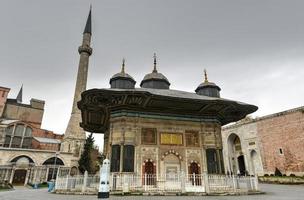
[78,88,258,132]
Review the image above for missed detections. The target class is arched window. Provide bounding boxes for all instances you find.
[189,162,200,174]
[42,157,64,165]
[123,145,134,172]
[4,126,14,147]
[6,126,14,135]
[189,162,201,185]
[11,155,34,164]
[4,124,32,148]
[14,125,24,136]
[43,157,64,181]
[24,127,32,137]
[70,166,78,176]
[22,127,32,148]
[143,160,156,185]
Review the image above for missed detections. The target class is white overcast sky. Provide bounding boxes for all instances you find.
[1,0,304,149]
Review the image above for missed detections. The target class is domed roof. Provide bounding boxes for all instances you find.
[109,59,136,89]
[140,54,170,89]
[111,71,135,81]
[195,69,221,97]
[196,81,220,90]
[142,71,170,83]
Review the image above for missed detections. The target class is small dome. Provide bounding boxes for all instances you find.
[111,72,135,80]
[196,81,220,88]
[140,54,170,89]
[109,59,136,89]
[195,70,221,97]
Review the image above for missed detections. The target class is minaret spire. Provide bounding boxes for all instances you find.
[62,8,93,155]
[16,84,23,103]
[83,6,92,34]
[153,53,158,73]
[204,69,208,83]
[121,58,125,74]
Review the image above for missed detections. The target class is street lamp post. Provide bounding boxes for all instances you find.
[51,152,60,180]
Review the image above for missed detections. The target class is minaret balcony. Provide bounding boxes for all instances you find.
[78,45,92,55]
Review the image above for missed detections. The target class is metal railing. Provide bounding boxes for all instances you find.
[55,171,259,194]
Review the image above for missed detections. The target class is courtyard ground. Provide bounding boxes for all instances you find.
[0,184,303,200]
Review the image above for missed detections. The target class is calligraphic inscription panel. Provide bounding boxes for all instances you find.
[160,133,183,145]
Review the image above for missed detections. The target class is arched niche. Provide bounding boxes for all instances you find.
[227,133,246,175]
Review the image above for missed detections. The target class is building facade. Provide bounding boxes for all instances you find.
[222,106,304,176]
[78,53,257,178]
[0,86,78,185]
[0,9,100,186]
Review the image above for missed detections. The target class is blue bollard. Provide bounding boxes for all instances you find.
[47,181,55,192]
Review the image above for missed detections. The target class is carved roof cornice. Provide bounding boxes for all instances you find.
[78,88,258,133]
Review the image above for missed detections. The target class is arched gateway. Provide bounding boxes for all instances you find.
[227,133,246,175]
[142,159,156,185]
[10,156,35,185]
[42,157,64,181]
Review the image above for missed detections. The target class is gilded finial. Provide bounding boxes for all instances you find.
[121,58,125,74]
[204,69,208,82]
[153,53,157,73]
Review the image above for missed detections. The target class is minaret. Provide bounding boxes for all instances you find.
[61,8,92,156]
[16,85,23,103]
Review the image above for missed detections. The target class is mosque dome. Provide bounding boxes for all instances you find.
[109,59,136,89]
[195,69,221,97]
[140,54,170,89]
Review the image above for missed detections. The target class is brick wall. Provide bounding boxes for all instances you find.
[32,128,63,151]
[0,87,10,117]
[32,139,60,151]
[257,108,304,175]
[33,128,63,140]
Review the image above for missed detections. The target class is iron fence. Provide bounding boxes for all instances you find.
[55,170,258,194]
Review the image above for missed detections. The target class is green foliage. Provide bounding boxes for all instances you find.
[78,133,95,174]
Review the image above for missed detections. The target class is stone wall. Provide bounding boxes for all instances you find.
[259,176,304,184]
[222,121,264,176]
[108,113,224,175]
[257,107,304,176]
[2,100,44,128]
[222,106,304,176]
[0,147,75,166]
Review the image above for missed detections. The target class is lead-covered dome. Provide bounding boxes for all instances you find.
[110,59,136,89]
[195,70,221,97]
[140,54,170,89]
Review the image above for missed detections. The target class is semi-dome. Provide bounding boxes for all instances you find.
[140,54,170,89]
[195,70,221,97]
[110,59,136,89]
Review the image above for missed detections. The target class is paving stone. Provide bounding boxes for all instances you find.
[0,184,304,200]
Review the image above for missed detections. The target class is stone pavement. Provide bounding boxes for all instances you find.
[0,184,303,200]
